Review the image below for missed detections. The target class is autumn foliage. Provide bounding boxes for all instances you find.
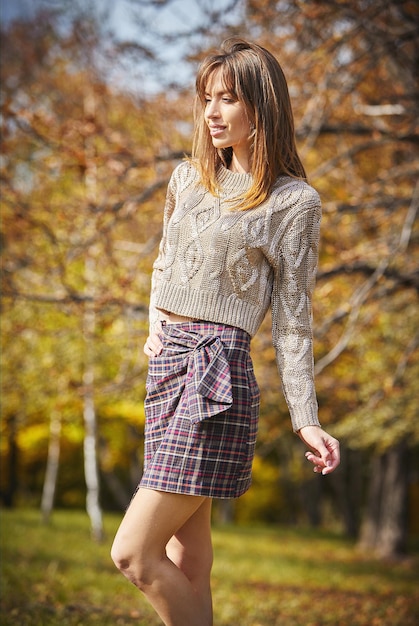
[1,0,418,557]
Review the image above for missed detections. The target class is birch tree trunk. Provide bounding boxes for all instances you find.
[40,408,61,523]
[82,336,103,542]
[82,90,103,541]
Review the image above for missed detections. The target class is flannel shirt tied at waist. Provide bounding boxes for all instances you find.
[159,322,234,424]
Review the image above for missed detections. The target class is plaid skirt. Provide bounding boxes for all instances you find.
[139,321,260,499]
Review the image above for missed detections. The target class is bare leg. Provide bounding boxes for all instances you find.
[111,488,213,626]
[166,498,213,624]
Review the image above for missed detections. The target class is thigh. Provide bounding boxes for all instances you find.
[112,488,208,560]
[166,498,213,578]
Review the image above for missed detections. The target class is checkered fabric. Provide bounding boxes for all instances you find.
[139,321,260,499]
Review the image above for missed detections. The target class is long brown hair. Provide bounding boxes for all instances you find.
[191,38,306,211]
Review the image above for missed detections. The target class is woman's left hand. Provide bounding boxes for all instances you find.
[298,425,340,475]
[144,332,163,357]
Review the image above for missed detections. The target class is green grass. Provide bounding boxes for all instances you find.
[1,509,418,625]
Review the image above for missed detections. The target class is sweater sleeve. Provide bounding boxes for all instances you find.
[148,169,178,335]
[270,190,322,432]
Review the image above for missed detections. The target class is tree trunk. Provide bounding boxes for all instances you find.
[128,424,143,493]
[300,477,322,527]
[334,447,363,538]
[102,470,131,510]
[358,440,409,558]
[40,409,61,523]
[82,296,104,542]
[81,90,103,542]
[214,499,235,524]
[83,376,103,541]
[2,414,18,507]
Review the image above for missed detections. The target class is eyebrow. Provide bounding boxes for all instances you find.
[204,89,235,97]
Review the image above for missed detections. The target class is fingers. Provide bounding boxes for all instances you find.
[305,450,335,475]
[144,332,163,357]
[299,426,340,475]
[309,441,339,475]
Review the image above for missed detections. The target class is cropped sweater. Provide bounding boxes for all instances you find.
[149,160,322,432]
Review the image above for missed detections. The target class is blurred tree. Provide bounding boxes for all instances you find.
[0,9,189,533]
[1,0,418,556]
[237,0,419,556]
[125,1,419,549]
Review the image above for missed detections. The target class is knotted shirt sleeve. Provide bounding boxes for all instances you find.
[270,189,322,432]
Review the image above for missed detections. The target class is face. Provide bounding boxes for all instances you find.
[204,69,251,161]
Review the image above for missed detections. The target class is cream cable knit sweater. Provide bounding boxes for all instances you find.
[149,161,321,432]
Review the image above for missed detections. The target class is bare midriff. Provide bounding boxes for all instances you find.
[157,309,199,325]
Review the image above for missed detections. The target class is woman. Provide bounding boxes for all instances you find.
[111,38,340,626]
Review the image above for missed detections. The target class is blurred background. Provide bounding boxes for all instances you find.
[1,0,418,558]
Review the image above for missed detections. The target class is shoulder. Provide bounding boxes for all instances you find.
[169,159,200,191]
[271,177,321,212]
[259,178,321,249]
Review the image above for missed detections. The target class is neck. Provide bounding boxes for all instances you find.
[229,151,250,174]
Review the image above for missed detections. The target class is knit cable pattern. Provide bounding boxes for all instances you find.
[149,161,321,431]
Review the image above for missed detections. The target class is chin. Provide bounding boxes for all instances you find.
[212,139,230,149]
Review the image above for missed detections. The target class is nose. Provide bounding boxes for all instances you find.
[206,99,220,119]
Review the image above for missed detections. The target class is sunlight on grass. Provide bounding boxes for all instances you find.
[211,525,419,625]
[1,509,418,625]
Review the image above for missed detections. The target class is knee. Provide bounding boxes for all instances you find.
[110,538,130,575]
[111,539,155,589]
[110,541,130,574]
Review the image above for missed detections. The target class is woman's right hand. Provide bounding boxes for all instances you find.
[298,425,340,475]
[144,332,163,357]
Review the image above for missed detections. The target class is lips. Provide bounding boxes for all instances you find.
[209,125,226,137]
